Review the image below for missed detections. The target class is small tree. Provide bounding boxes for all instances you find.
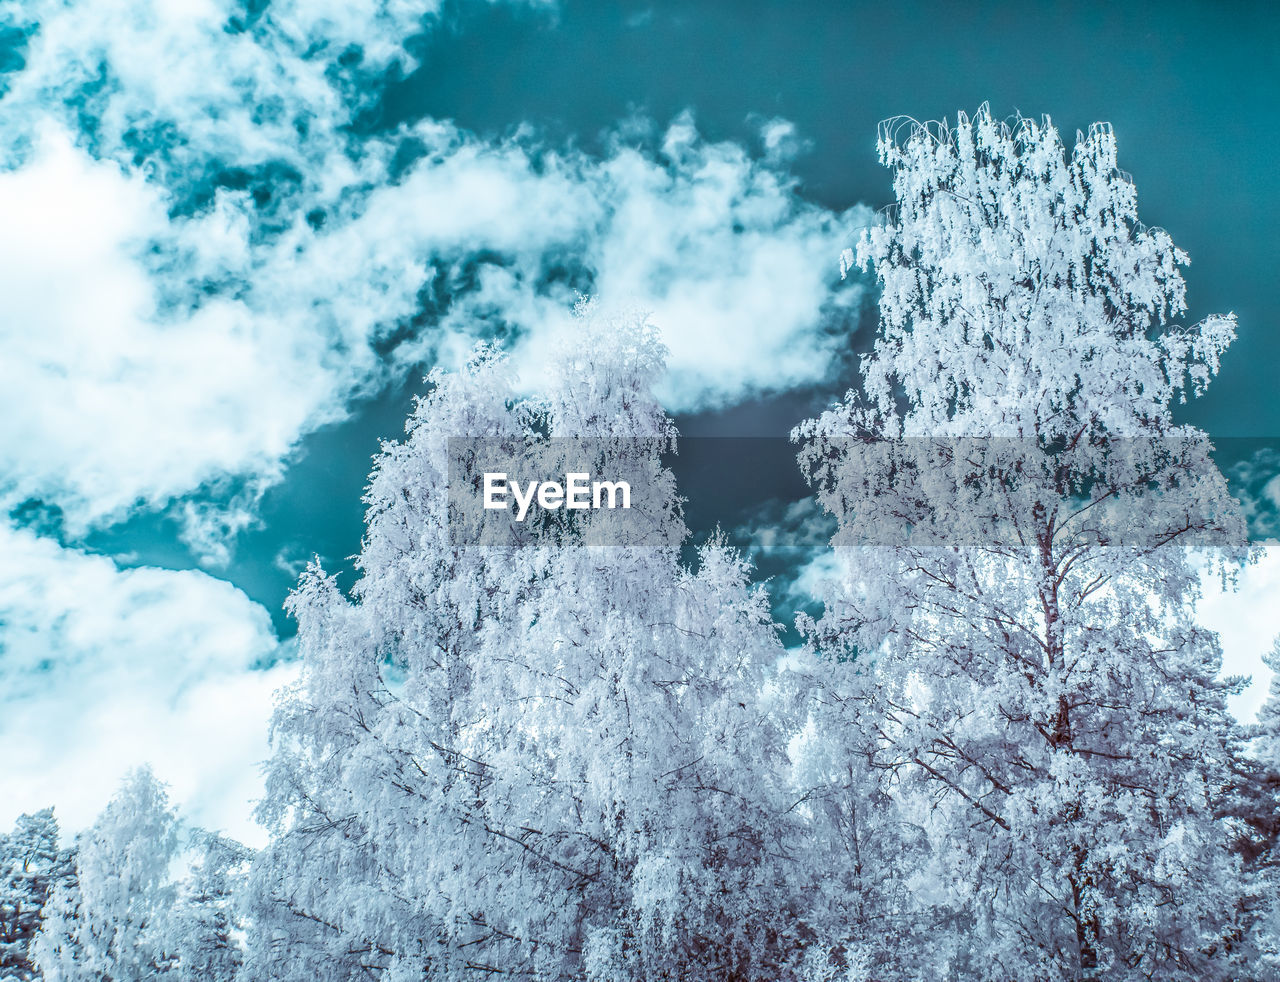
[0,808,71,981]
[1231,637,1280,971]
[170,832,250,982]
[794,107,1254,979]
[33,768,180,981]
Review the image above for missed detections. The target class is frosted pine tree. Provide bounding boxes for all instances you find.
[793,108,1255,979]
[33,768,180,981]
[1232,636,1280,970]
[0,808,70,981]
[169,832,250,982]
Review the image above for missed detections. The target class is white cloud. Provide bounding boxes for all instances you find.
[781,549,841,611]
[398,118,868,409]
[0,523,293,843]
[178,493,263,569]
[0,0,564,531]
[1227,447,1280,542]
[588,122,864,409]
[0,113,865,535]
[1198,545,1280,720]
[0,0,448,179]
[0,129,356,531]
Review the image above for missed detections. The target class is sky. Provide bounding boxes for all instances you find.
[1,0,1277,844]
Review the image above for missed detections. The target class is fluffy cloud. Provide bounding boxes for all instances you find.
[0,522,292,842]
[1228,446,1280,543]
[0,129,362,532]
[1198,545,1280,720]
[0,0,442,180]
[0,1,863,544]
[0,117,862,539]
[362,115,867,410]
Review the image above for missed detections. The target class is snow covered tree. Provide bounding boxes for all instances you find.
[786,655,948,982]
[1251,637,1280,807]
[248,307,804,980]
[1226,636,1280,972]
[168,832,250,982]
[0,808,70,981]
[793,107,1255,979]
[33,768,180,981]
[501,320,804,979]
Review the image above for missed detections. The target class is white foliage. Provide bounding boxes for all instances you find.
[246,307,804,980]
[33,768,179,981]
[792,107,1257,980]
[0,808,68,981]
